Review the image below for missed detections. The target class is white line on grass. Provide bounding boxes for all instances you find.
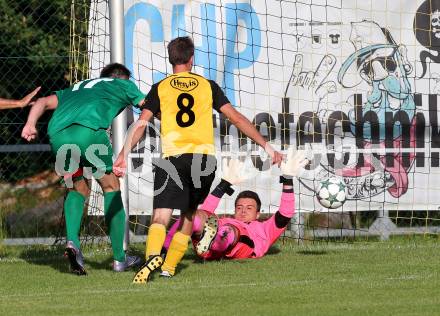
[0,274,431,301]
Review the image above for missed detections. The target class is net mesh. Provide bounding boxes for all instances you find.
[81,0,440,245]
[6,0,434,247]
[1,0,73,244]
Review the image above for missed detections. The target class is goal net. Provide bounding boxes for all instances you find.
[75,0,440,242]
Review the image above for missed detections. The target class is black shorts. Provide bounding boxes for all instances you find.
[153,154,217,213]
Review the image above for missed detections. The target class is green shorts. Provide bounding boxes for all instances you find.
[50,124,113,180]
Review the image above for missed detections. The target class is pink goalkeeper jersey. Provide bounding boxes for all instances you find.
[197,192,295,260]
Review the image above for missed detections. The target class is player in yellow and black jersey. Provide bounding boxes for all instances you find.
[143,70,227,157]
[113,36,282,283]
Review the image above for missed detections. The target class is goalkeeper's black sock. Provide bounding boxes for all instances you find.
[64,191,86,249]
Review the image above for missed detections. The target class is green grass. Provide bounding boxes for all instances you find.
[0,237,439,316]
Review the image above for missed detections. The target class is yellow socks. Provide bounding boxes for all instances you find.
[161,232,190,276]
[145,223,166,258]
[145,224,190,276]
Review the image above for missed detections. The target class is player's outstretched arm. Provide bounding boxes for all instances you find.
[113,108,153,177]
[255,148,309,254]
[219,103,283,165]
[21,95,58,142]
[277,147,309,221]
[0,87,41,110]
[199,158,247,214]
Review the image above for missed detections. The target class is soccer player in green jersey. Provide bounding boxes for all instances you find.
[21,63,145,275]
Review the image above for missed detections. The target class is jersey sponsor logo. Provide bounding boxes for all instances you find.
[170,77,199,92]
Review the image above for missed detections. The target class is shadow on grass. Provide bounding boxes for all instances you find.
[86,256,114,271]
[297,249,328,255]
[86,245,150,272]
[175,262,189,276]
[18,244,138,274]
[266,246,281,256]
[19,245,71,274]
[185,245,282,266]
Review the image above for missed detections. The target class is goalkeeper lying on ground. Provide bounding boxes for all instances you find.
[160,149,308,271]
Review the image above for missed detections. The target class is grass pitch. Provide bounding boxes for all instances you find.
[0,237,439,316]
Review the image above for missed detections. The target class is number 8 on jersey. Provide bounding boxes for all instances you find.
[176,93,195,127]
[142,72,230,158]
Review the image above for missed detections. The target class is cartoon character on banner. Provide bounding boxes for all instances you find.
[285,20,416,201]
[336,21,416,199]
[414,0,440,79]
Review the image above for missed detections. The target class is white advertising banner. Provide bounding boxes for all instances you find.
[89,0,440,214]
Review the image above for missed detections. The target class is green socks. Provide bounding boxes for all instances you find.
[64,191,86,249]
[64,190,126,262]
[104,191,126,262]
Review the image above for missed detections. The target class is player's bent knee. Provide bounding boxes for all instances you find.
[151,208,173,226]
[72,179,90,197]
[97,172,120,192]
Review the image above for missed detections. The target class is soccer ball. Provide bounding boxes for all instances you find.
[316,177,347,209]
